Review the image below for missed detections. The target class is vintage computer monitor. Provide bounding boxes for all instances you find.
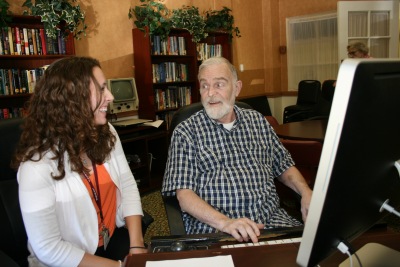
[297,59,400,266]
[107,78,139,114]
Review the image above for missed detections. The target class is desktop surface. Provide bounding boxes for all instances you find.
[125,227,400,267]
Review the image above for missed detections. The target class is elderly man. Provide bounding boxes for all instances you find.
[162,57,312,243]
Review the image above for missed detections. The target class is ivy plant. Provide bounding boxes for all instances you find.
[22,0,87,40]
[204,7,241,41]
[170,5,207,43]
[128,0,171,40]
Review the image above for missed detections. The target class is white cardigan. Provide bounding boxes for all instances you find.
[17,124,143,267]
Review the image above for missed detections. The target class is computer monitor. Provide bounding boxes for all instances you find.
[107,78,139,113]
[297,59,400,266]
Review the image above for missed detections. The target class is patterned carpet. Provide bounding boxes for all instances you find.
[141,190,170,244]
[141,190,400,245]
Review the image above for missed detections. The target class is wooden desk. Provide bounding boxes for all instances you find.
[274,120,328,142]
[125,228,400,267]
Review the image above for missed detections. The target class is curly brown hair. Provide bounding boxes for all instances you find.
[11,57,116,180]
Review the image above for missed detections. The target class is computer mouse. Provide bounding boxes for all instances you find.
[170,241,187,252]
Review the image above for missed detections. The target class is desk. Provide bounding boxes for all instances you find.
[274,120,328,142]
[115,124,168,193]
[125,228,400,267]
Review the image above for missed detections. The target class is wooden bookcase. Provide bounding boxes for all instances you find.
[132,28,232,130]
[0,15,75,120]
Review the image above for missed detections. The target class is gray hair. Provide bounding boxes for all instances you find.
[198,57,238,82]
[347,41,369,55]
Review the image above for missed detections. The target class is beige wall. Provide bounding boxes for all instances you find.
[10,0,350,118]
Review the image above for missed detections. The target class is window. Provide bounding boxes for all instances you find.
[287,12,338,90]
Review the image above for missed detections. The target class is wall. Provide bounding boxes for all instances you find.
[8,0,349,122]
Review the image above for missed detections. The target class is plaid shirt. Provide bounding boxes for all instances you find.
[162,106,301,234]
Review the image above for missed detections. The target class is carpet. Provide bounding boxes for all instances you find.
[141,190,170,244]
[141,190,400,245]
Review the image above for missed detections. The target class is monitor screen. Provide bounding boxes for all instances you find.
[297,59,400,266]
[107,78,139,113]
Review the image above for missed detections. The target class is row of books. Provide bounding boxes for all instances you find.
[196,43,223,61]
[0,26,68,56]
[0,67,47,96]
[152,62,189,83]
[154,86,192,111]
[151,35,187,56]
[0,107,26,120]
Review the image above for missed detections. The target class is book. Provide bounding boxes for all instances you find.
[14,26,21,55]
[23,28,30,55]
[6,69,13,95]
[7,27,15,55]
[46,34,55,55]
[39,28,47,55]
[19,28,25,55]
[34,29,42,55]
[1,27,9,55]
[11,69,21,94]
[0,69,4,94]
[20,69,28,94]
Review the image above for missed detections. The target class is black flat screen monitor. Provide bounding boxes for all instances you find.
[297,59,400,266]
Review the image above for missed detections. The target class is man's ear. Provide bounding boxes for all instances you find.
[235,80,242,96]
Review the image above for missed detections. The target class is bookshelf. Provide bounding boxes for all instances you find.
[0,15,75,120]
[132,28,232,130]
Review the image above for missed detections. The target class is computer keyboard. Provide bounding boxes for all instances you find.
[221,237,302,249]
[150,225,304,253]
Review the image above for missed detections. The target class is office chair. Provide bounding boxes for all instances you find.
[306,79,336,121]
[164,101,253,235]
[283,80,321,123]
[238,95,272,116]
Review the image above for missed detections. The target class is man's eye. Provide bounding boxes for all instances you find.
[201,84,209,90]
[216,82,224,88]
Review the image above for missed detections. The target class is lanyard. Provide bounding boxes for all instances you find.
[82,160,104,222]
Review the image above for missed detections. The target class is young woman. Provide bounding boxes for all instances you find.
[12,57,146,267]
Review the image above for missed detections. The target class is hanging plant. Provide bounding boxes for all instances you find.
[0,0,12,28]
[128,0,171,41]
[204,7,241,41]
[170,5,207,43]
[22,0,87,40]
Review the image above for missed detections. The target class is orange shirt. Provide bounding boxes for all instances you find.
[83,164,117,247]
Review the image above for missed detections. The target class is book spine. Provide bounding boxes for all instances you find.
[19,28,26,55]
[1,27,9,55]
[14,26,21,55]
[23,28,30,55]
[6,69,13,95]
[8,27,14,55]
[20,70,28,94]
[39,29,47,55]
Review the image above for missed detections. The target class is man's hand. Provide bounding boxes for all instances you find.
[220,218,264,243]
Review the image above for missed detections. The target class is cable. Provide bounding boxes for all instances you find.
[337,241,364,267]
[380,199,400,218]
[338,242,353,267]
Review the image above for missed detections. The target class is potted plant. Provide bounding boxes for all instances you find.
[22,0,87,40]
[170,5,207,43]
[0,0,11,28]
[128,0,171,41]
[204,7,241,41]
